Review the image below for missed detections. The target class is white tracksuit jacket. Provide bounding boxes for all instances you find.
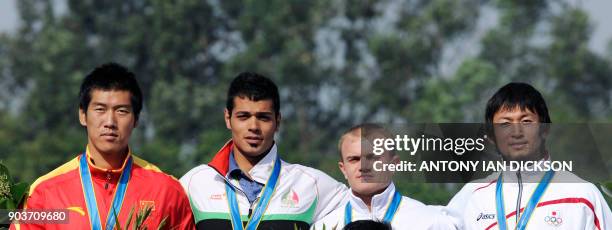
[311,183,458,230]
[447,171,612,230]
[180,141,348,229]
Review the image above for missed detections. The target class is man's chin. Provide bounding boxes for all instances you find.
[93,144,127,155]
[237,143,274,157]
[242,151,266,159]
[502,152,538,161]
[238,146,267,158]
[352,184,387,195]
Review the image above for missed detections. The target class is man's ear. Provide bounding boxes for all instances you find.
[224,108,232,130]
[539,123,550,139]
[79,108,87,127]
[484,124,496,145]
[338,161,348,180]
[486,133,496,145]
[275,112,282,131]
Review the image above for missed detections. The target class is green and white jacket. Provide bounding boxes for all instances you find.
[180,140,348,229]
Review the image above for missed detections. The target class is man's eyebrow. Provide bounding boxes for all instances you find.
[234,111,274,115]
[90,102,107,107]
[520,114,535,119]
[90,102,132,109]
[495,116,512,120]
[113,104,132,109]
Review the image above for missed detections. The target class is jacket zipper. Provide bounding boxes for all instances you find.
[105,171,111,190]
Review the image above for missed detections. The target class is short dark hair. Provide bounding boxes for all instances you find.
[338,123,394,161]
[343,220,392,230]
[79,63,143,121]
[485,82,551,125]
[226,72,280,116]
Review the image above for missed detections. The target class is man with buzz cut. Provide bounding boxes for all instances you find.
[11,63,195,230]
[446,82,612,230]
[180,72,347,230]
[311,123,458,230]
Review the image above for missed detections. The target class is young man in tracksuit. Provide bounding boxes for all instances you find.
[311,124,457,230]
[11,63,195,229]
[180,72,347,229]
[446,82,612,230]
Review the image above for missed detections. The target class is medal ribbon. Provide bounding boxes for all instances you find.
[226,155,281,230]
[344,189,402,225]
[79,152,132,230]
[496,170,554,230]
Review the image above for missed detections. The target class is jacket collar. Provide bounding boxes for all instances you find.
[501,155,551,184]
[84,145,132,181]
[348,183,397,217]
[208,140,279,185]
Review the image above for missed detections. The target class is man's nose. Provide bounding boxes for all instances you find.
[359,162,372,173]
[103,111,117,129]
[247,117,260,133]
[510,123,524,137]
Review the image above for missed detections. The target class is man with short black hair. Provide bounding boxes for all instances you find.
[12,63,195,230]
[447,82,612,230]
[180,72,347,230]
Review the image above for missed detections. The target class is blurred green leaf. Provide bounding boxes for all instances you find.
[10,182,29,207]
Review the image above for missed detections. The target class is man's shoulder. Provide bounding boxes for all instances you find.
[395,202,457,229]
[131,155,176,182]
[282,161,338,182]
[546,171,602,195]
[551,171,593,185]
[181,164,217,177]
[398,196,447,217]
[129,155,188,196]
[282,160,349,203]
[399,195,427,208]
[131,155,163,173]
[29,156,81,194]
[445,181,492,215]
[452,177,499,210]
[464,174,500,194]
[179,164,218,187]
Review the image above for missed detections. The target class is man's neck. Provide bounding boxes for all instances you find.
[352,185,389,212]
[233,145,273,175]
[354,191,373,211]
[88,145,129,170]
[505,152,547,162]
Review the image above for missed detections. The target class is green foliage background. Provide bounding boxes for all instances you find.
[0,0,611,206]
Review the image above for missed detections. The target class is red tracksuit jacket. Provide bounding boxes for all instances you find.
[11,148,195,230]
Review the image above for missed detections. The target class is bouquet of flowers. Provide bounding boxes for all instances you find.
[0,162,30,228]
[112,205,168,230]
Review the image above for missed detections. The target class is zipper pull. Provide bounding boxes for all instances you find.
[105,172,111,190]
[248,197,260,217]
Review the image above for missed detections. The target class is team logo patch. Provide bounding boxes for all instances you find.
[476,213,495,221]
[139,200,156,211]
[544,210,563,227]
[209,193,226,200]
[281,189,300,208]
